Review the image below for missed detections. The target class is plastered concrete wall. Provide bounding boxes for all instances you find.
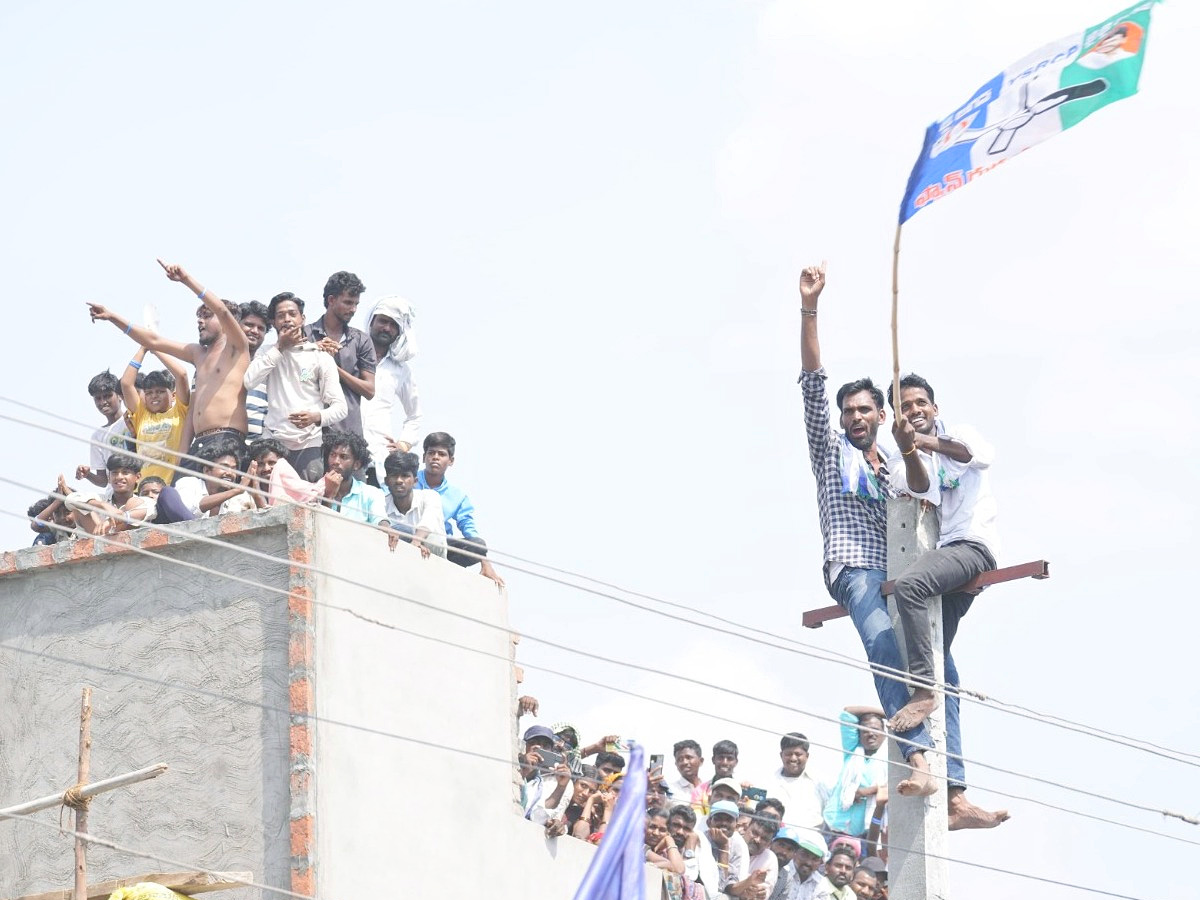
[0,509,296,900]
[310,513,662,899]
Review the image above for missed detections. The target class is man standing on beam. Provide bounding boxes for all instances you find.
[796,262,1005,829]
[887,373,1009,829]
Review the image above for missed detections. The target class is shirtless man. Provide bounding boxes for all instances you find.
[87,260,250,477]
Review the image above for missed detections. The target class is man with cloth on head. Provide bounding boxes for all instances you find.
[360,295,424,488]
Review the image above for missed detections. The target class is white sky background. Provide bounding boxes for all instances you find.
[2,0,1198,896]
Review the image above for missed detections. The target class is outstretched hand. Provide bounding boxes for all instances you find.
[157,259,188,282]
[86,302,115,323]
[799,260,827,306]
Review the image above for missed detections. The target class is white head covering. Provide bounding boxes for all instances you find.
[365,295,419,364]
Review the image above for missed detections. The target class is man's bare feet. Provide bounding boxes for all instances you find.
[897,751,938,797]
[890,688,938,732]
[947,787,1009,830]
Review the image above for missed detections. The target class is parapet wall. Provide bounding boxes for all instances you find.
[0,506,661,899]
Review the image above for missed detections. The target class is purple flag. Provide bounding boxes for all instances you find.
[573,742,648,900]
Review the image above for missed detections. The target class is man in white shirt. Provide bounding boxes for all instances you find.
[669,804,719,899]
[519,725,572,826]
[244,293,347,482]
[76,371,131,488]
[885,373,1008,830]
[760,734,828,831]
[382,450,446,558]
[666,740,710,813]
[732,815,779,899]
[360,296,424,488]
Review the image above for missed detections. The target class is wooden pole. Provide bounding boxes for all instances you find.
[74,688,92,900]
[0,765,169,820]
[891,222,904,411]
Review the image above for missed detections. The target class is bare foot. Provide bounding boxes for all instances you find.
[890,688,938,732]
[897,752,938,797]
[947,788,1009,830]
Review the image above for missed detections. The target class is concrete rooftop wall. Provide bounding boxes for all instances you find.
[0,505,660,899]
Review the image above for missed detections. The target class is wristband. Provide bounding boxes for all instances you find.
[197,290,206,301]
[124,323,133,334]
[872,817,884,825]
[902,445,917,456]
[129,361,141,370]
[800,308,817,317]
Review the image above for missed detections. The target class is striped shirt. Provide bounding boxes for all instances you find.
[800,368,892,590]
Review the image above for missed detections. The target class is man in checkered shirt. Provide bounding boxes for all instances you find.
[796,261,941,799]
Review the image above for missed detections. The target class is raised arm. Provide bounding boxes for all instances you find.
[799,261,826,373]
[157,259,249,356]
[892,412,931,494]
[87,303,196,363]
[119,347,147,414]
[153,350,191,408]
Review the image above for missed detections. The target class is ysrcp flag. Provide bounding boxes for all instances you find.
[573,742,648,900]
[899,1,1159,223]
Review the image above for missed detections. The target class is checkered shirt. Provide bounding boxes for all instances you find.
[800,367,892,584]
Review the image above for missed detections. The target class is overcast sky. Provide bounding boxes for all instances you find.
[2,1,1197,897]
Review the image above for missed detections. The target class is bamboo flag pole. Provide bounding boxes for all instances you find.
[74,688,92,900]
[891,223,904,410]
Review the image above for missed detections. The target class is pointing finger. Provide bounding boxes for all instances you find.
[155,258,168,271]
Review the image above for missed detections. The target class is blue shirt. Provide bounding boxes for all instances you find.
[417,470,478,538]
[823,710,884,836]
[329,478,389,526]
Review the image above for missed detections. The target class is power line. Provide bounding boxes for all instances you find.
[6,396,1198,772]
[3,511,1198,848]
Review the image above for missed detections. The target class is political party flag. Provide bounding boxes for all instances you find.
[573,742,648,900]
[899,0,1159,223]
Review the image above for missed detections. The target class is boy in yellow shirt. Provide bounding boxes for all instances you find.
[120,346,191,485]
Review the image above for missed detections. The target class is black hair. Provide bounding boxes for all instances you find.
[196,300,240,319]
[267,292,305,320]
[323,271,366,302]
[138,476,167,491]
[106,453,142,473]
[88,371,121,397]
[668,804,697,828]
[594,751,625,772]
[247,437,288,463]
[134,372,146,390]
[858,712,885,728]
[835,378,885,413]
[422,431,456,457]
[755,798,785,820]
[830,844,859,864]
[200,438,245,469]
[712,740,739,758]
[672,740,702,758]
[322,429,371,467]
[780,732,810,752]
[646,807,670,822]
[886,373,936,410]
[239,301,271,328]
[142,370,176,391]
[27,497,53,518]
[382,450,420,478]
[853,866,879,882]
[578,764,598,781]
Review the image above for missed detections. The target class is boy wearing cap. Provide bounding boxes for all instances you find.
[770,828,826,900]
[702,800,749,895]
[519,725,572,826]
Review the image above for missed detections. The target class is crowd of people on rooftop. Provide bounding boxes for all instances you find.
[517,697,894,900]
[23,261,504,587]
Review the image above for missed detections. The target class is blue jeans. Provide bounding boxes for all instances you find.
[831,566,966,787]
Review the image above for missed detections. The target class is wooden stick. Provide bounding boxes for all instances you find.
[13,870,255,900]
[0,764,169,819]
[891,222,904,413]
[74,688,92,900]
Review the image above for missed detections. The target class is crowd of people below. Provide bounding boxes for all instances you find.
[516,697,893,900]
[23,261,504,586]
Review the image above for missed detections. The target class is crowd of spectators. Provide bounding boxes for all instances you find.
[517,697,893,900]
[23,261,504,586]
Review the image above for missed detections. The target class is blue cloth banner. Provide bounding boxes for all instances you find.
[573,742,647,900]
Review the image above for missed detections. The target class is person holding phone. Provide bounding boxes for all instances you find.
[519,725,572,826]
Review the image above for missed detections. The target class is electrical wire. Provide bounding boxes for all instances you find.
[3,508,1199,847]
[6,396,1198,773]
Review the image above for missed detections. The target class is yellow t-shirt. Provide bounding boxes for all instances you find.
[130,399,189,484]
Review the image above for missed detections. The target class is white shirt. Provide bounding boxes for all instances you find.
[361,354,423,471]
[888,421,1000,559]
[90,418,132,472]
[384,489,447,557]
[244,343,347,450]
[760,769,828,830]
[699,824,748,890]
[682,829,721,898]
[522,773,572,826]
[174,477,254,517]
[747,845,779,894]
